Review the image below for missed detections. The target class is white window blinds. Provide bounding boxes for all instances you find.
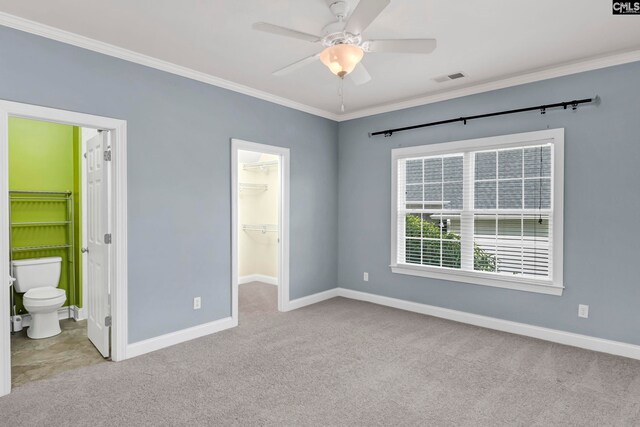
[401,154,464,269]
[392,129,564,295]
[472,145,552,277]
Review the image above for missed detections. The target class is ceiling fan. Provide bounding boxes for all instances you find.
[252,0,437,86]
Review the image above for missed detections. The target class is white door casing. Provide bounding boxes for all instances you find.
[0,100,127,398]
[86,131,111,357]
[231,138,290,322]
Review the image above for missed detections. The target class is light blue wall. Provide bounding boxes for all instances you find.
[0,26,339,343]
[2,24,639,348]
[338,61,640,346]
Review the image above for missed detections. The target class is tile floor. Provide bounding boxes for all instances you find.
[11,318,107,388]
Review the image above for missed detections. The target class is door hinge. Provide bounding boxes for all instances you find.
[104,150,112,161]
[105,315,112,327]
[104,233,112,244]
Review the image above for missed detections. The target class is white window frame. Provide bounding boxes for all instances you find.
[390,129,564,296]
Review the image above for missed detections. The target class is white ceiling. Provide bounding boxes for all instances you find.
[0,0,639,119]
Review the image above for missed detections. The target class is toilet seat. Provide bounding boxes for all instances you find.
[24,286,66,300]
[23,287,66,307]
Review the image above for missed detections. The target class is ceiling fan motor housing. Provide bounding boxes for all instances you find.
[322,30,361,47]
[323,1,361,47]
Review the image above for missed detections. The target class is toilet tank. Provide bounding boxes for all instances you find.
[11,257,62,293]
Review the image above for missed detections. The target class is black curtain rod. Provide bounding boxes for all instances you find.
[369,96,598,138]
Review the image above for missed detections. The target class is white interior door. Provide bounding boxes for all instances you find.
[86,131,111,358]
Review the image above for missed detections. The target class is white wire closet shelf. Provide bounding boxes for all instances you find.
[242,224,278,234]
[239,183,268,192]
[242,160,278,171]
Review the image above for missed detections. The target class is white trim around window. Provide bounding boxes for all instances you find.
[390,129,564,296]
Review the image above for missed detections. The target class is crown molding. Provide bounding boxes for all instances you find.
[0,12,339,121]
[1,12,639,123]
[338,48,640,121]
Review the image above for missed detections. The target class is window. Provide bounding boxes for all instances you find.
[391,129,564,295]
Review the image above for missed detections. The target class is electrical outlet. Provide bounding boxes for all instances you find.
[363,272,369,282]
[193,297,202,310]
[578,304,589,318]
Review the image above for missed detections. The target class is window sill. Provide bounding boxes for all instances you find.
[390,264,563,296]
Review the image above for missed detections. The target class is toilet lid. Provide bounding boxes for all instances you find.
[24,287,65,300]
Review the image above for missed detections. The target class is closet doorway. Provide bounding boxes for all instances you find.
[231,139,290,323]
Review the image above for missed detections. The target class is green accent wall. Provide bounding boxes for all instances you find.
[9,117,82,314]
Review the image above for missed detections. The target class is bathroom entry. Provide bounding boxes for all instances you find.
[231,139,290,321]
[6,118,112,386]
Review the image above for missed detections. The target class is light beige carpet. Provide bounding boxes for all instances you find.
[1,282,640,426]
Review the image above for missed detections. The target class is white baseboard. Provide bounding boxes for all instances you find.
[16,305,84,328]
[125,316,237,359]
[284,288,340,311]
[238,274,278,286]
[90,286,640,363]
[336,288,640,360]
[125,286,335,359]
[73,306,88,321]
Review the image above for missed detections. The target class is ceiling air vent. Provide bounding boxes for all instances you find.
[433,72,466,83]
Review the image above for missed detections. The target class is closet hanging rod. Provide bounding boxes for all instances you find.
[369,96,598,138]
[9,190,72,195]
[242,224,278,234]
[243,160,278,171]
[240,183,268,191]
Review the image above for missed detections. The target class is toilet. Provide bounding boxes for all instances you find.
[11,257,66,339]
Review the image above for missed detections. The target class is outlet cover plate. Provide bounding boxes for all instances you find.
[194,297,202,310]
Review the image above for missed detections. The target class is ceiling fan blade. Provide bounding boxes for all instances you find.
[273,53,320,76]
[252,22,321,43]
[344,0,390,35]
[349,63,372,85]
[365,39,437,54]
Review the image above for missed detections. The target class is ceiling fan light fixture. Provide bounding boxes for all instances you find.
[319,44,364,78]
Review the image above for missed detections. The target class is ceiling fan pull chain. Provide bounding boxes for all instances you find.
[340,77,345,112]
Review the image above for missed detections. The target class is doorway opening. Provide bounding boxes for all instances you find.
[0,101,128,396]
[231,139,290,324]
